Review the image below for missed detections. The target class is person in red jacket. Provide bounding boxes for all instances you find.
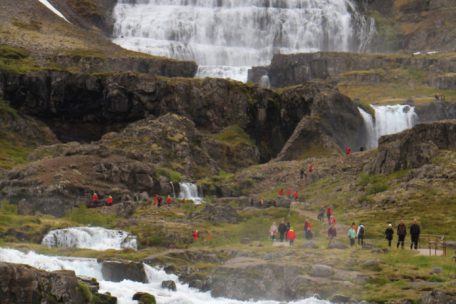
[308,164,314,173]
[330,215,336,225]
[307,222,313,239]
[105,195,113,206]
[287,227,296,246]
[91,192,99,203]
[153,194,158,207]
[326,207,333,224]
[345,146,352,156]
[192,230,199,241]
[278,188,284,196]
[166,195,172,207]
[293,191,299,200]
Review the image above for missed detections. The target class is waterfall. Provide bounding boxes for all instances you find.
[41,227,138,251]
[259,75,271,88]
[112,0,374,81]
[358,105,418,149]
[0,248,331,304]
[178,182,203,204]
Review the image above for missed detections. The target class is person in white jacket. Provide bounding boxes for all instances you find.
[357,224,365,246]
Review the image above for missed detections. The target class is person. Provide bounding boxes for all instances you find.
[205,230,212,242]
[347,224,356,247]
[270,222,278,241]
[317,207,325,222]
[345,146,352,156]
[300,169,305,180]
[304,220,309,239]
[357,223,365,246]
[166,195,172,207]
[308,164,314,173]
[278,188,284,196]
[410,219,421,250]
[278,221,287,242]
[397,220,407,249]
[293,191,299,200]
[285,222,291,240]
[385,224,394,247]
[286,189,292,197]
[91,192,99,203]
[326,207,333,224]
[192,230,199,241]
[153,194,158,207]
[287,227,296,246]
[328,224,337,246]
[330,215,336,226]
[307,222,313,240]
[105,195,113,206]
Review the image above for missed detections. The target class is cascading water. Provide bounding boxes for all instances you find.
[112,0,374,82]
[0,248,331,304]
[41,227,138,251]
[178,182,203,204]
[358,105,418,148]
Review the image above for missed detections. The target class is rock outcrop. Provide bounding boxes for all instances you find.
[370,120,456,174]
[0,262,115,304]
[101,260,147,283]
[422,290,456,304]
[188,204,241,224]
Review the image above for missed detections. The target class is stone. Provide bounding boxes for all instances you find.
[422,290,456,304]
[328,241,349,249]
[188,204,241,224]
[361,259,382,271]
[161,280,177,291]
[331,294,352,303]
[101,261,147,283]
[133,292,157,304]
[310,264,335,278]
[430,267,443,274]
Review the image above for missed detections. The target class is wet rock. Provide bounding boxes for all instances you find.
[133,292,157,304]
[161,280,177,291]
[331,294,352,303]
[422,290,456,304]
[310,264,335,278]
[101,261,147,283]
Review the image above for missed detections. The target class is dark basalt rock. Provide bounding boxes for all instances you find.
[161,280,177,291]
[101,260,147,283]
[188,204,241,224]
[133,292,157,304]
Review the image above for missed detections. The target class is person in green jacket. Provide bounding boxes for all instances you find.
[347,224,356,247]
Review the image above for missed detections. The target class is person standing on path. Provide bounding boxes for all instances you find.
[357,224,365,247]
[287,227,296,246]
[385,224,394,247]
[326,207,333,224]
[410,219,421,250]
[328,223,337,246]
[278,220,287,242]
[270,222,278,241]
[347,224,356,247]
[397,220,407,249]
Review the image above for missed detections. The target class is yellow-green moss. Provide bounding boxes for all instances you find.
[212,125,254,147]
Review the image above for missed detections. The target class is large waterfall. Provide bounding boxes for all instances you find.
[41,227,138,251]
[178,182,203,204]
[0,248,331,304]
[112,0,374,81]
[358,105,418,149]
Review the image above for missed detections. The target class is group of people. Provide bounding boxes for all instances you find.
[152,194,173,207]
[269,219,314,246]
[385,219,421,250]
[86,192,113,208]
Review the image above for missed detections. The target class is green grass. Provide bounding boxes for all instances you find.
[212,125,254,147]
[156,166,183,183]
[0,139,30,169]
[0,45,39,74]
[64,205,118,227]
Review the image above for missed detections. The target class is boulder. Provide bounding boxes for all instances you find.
[422,290,456,304]
[361,259,382,271]
[133,292,157,304]
[328,241,349,249]
[188,204,241,224]
[310,264,335,278]
[330,294,352,303]
[101,261,147,283]
[161,280,177,291]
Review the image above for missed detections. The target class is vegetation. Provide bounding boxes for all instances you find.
[0,44,39,74]
[211,125,254,147]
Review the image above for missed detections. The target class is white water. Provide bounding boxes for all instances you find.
[37,0,71,23]
[0,248,330,304]
[179,182,203,204]
[112,0,374,81]
[41,227,137,251]
[358,105,418,148]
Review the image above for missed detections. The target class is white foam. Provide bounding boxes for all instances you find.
[178,182,203,204]
[37,0,71,23]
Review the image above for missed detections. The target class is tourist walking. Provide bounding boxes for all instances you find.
[347,224,356,247]
[317,207,325,222]
[287,227,296,246]
[270,222,278,241]
[397,220,407,249]
[278,221,287,242]
[105,195,113,206]
[329,215,336,226]
[357,223,365,246]
[385,224,394,247]
[328,224,337,246]
[192,230,199,241]
[410,219,421,250]
[285,222,291,240]
[306,222,313,240]
[326,207,333,224]
[166,195,172,207]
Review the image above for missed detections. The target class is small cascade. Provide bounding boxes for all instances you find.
[0,248,331,304]
[259,75,271,89]
[41,227,137,251]
[358,105,418,149]
[178,182,203,204]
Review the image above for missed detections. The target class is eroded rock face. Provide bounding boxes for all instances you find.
[189,204,241,224]
[369,120,456,174]
[101,260,147,283]
[0,262,115,304]
[422,290,456,304]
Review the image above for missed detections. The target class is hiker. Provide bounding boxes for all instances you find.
[345,146,352,156]
[259,198,264,207]
[304,220,309,238]
[278,188,284,196]
[287,227,296,246]
[300,169,305,180]
[410,219,421,250]
[293,191,299,200]
[307,222,313,240]
[317,207,325,222]
[153,194,158,207]
[91,192,99,203]
[105,195,113,206]
[328,224,337,245]
[157,196,163,208]
[166,195,172,207]
[308,163,314,173]
[192,230,199,241]
[205,230,212,241]
[286,189,292,197]
[250,198,254,206]
[326,207,333,224]
[347,224,356,247]
[270,222,278,241]
[285,222,291,240]
[357,223,365,246]
[278,221,287,242]
[385,224,394,247]
[329,215,336,226]
[397,220,407,249]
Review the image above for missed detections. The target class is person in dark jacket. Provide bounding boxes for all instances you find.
[278,220,287,242]
[285,222,291,240]
[410,218,421,250]
[397,220,407,249]
[385,224,394,247]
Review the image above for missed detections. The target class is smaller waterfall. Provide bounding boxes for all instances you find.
[178,182,203,204]
[358,105,418,149]
[196,65,251,82]
[41,227,137,251]
[259,75,271,89]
